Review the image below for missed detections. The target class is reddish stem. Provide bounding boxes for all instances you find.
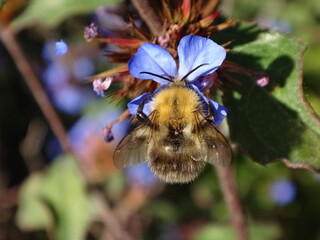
[0,24,73,153]
[0,23,133,240]
[131,0,163,36]
[215,165,249,240]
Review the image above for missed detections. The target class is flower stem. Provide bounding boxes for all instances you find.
[0,23,133,240]
[215,165,249,240]
[131,0,163,36]
[93,192,133,240]
[0,24,73,153]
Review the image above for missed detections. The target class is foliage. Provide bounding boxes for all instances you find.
[11,0,123,30]
[215,23,320,166]
[194,223,280,240]
[16,155,95,240]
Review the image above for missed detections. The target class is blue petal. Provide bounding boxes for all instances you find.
[55,40,68,55]
[127,93,152,115]
[209,99,228,126]
[177,35,226,81]
[188,84,227,126]
[128,43,177,84]
[189,73,214,91]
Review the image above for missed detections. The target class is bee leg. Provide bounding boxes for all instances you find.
[137,94,151,123]
[205,99,215,124]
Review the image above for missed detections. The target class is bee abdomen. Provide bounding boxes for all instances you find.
[147,150,205,183]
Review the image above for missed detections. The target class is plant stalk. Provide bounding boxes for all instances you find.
[131,0,163,36]
[215,165,248,240]
[0,22,132,240]
[0,24,73,153]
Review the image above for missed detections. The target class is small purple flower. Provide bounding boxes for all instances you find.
[84,23,99,42]
[93,77,112,97]
[255,72,269,87]
[127,35,228,126]
[103,127,114,142]
[270,179,297,206]
[54,40,68,55]
[157,34,170,48]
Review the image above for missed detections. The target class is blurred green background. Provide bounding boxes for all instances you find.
[0,0,320,239]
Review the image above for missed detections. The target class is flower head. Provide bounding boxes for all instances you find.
[269,179,297,206]
[128,35,226,87]
[84,23,99,42]
[255,72,269,87]
[127,35,228,126]
[93,77,112,97]
[54,40,68,55]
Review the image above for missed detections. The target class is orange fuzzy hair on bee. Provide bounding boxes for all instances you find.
[151,85,200,129]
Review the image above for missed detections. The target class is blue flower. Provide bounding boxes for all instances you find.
[269,179,297,206]
[54,40,68,55]
[127,35,228,126]
[129,35,226,84]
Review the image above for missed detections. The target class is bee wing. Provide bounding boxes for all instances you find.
[113,125,149,168]
[203,124,232,166]
[194,119,232,166]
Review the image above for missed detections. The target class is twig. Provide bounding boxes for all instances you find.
[0,185,19,208]
[131,0,163,36]
[215,165,248,240]
[93,192,133,240]
[0,23,133,240]
[103,109,130,141]
[0,24,73,153]
[282,159,320,173]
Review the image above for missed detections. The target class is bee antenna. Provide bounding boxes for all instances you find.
[181,63,209,81]
[140,72,173,82]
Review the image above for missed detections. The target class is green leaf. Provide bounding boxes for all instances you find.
[40,155,92,240]
[194,223,281,240]
[11,0,123,31]
[216,23,320,167]
[16,173,52,230]
[17,155,95,240]
[144,199,178,222]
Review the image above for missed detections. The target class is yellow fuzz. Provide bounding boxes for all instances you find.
[151,86,200,128]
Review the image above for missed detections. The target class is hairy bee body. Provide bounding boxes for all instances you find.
[114,81,232,183]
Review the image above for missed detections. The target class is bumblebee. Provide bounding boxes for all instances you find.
[114,67,232,183]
